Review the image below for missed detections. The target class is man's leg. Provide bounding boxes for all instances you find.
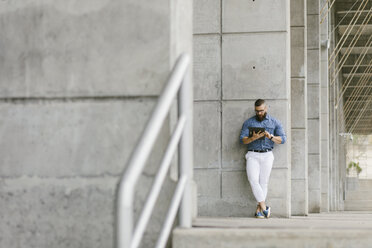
[259,151,274,201]
[246,152,265,212]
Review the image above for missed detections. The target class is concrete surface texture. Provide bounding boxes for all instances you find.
[0,0,192,248]
[193,0,291,217]
[290,0,308,216]
[173,212,372,248]
[307,0,322,213]
[320,0,330,213]
[328,12,344,212]
[0,1,170,97]
[0,0,357,247]
[192,0,349,221]
[345,179,372,211]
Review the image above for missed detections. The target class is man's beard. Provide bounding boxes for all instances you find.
[256,112,267,122]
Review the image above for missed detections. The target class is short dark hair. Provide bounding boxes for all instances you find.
[255,99,265,107]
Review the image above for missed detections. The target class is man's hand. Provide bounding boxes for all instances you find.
[252,131,265,140]
[264,131,272,139]
[242,131,265,144]
[264,131,282,144]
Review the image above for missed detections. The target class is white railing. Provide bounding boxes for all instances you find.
[117,54,193,248]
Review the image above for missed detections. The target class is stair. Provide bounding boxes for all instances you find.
[345,190,372,201]
[345,179,372,211]
[172,212,372,248]
[357,179,372,189]
[344,200,372,210]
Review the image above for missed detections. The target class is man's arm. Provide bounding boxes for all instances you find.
[265,131,283,144]
[239,121,249,144]
[264,131,282,144]
[267,119,286,144]
[272,135,282,144]
[242,131,265,144]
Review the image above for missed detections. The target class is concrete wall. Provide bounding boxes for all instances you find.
[0,1,192,247]
[307,0,322,213]
[193,0,291,217]
[291,0,308,216]
[0,2,349,247]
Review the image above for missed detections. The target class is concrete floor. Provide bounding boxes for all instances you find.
[193,211,372,230]
[173,212,372,248]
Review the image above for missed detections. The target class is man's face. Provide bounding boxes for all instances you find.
[255,104,267,121]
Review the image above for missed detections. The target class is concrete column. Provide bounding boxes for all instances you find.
[194,0,291,218]
[339,139,347,210]
[335,79,341,210]
[336,75,347,211]
[329,80,336,210]
[329,8,337,211]
[291,0,308,216]
[320,0,330,212]
[192,0,222,217]
[0,1,193,247]
[329,59,337,211]
[307,0,322,213]
[332,67,346,211]
[330,79,337,211]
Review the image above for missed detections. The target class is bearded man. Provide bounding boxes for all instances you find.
[239,99,286,218]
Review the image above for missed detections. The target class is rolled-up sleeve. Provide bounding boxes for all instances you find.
[274,120,286,144]
[240,121,250,144]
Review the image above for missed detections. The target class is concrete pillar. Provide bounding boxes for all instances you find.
[0,1,193,247]
[328,8,337,211]
[320,0,330,212]
[329,59,337,210]
[194,0,291,217]
[329,80,336,210]
[336,74,347,211]
[291,0,308,216]
[329,80,337,211]
[193,0,222,217]
[331,63,346,211]
[307,0,322,213]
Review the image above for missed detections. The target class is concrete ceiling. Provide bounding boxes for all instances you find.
[335,0,372,135]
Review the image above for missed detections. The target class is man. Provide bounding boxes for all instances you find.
[239,99,286,218]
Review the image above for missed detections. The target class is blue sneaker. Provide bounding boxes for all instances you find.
[255,211,264,219]
[263,206,271,218]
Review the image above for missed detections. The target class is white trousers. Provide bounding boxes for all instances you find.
[245,151,274,203]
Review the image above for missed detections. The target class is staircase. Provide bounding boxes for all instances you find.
[172,212,372,248]
[345,179,372,211]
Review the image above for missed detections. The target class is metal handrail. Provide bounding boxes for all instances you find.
[117,54,193,248]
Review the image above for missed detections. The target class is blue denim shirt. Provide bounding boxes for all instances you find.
[239,114,286,150]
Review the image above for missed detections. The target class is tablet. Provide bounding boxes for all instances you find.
[248,127,266,140]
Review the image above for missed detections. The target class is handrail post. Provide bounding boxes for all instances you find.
[117,54,191,248]
[118,181,134,248]
[178,65,193,228]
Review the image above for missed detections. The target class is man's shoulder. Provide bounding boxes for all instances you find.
[266,114,282,124]
[244,116,257,124]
